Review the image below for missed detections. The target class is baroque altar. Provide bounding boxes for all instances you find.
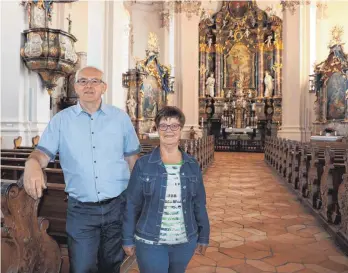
[312,38,348,137]
[198,1,283,135]
[122,33,174,138]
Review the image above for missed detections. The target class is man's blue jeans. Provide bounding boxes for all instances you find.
[135,236,197,273]
[66,193,126,273]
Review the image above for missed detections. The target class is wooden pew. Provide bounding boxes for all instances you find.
[265,136,348,250]
[1,157,61,169]
[306,146,346,209]
[1,165,64,184]
[1,177,62,273]
[319,147,346,223]
[338,151,348,241]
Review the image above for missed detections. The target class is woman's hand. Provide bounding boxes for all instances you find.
[123,246,135,256]
[195,244,208,256]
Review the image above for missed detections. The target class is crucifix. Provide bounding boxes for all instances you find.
[66,14,72,33]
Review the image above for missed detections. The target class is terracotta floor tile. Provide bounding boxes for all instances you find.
[219,248,245,259]
[215,267,237,273]
[328,256,348,266]
[277,263,305,272]
[318,260,348,272]
[185,266,216,273]
[245,250,272,259]
[216,258,245,267]
[187,259,201,269]
[246,259,276,272]
[205,251,233,262]
[192,255,217,267]
[304,264,337,273]
[231,263,263,273]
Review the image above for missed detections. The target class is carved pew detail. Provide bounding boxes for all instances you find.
[299,145,310,197]
[319,147,335,221]
[338,150,348,238]
[13,136,22,149]
[307,147,321,207]
[1,176,61,273]
[291,144,300,188]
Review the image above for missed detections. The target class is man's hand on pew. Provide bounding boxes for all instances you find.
[23,150,50,200]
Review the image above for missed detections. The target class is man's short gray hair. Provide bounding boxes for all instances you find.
[75,66,105,83]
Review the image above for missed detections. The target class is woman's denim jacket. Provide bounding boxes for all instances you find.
[122,147,210,246]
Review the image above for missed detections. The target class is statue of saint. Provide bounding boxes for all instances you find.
[206,73,215,97]
[264,70,274,98]
[189,126,197,140]
[126,94,137,119]
[265,35,272,48]
[151,101,158,117]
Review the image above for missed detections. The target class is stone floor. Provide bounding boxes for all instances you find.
[127,152,348,273]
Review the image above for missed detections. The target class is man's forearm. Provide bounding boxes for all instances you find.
[125,154,138,172]
[26,150,50,169]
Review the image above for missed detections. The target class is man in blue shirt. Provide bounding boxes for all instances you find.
[23,66,140,273]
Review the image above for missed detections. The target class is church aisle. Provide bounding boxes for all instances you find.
[127,153,348,273]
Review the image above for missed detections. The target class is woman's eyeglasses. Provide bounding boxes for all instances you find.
[158,123,181,131]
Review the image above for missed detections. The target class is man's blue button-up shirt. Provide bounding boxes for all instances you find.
[36,102,140,202]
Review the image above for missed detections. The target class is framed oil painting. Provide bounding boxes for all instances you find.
[326,72,345,120]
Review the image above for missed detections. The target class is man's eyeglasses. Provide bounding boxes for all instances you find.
[76,78,104,86]
[158,123,181,131]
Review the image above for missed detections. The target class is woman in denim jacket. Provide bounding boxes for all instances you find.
[122,106,210,273]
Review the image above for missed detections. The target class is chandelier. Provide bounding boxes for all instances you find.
[280,0,328,15]
[164,0,202,20]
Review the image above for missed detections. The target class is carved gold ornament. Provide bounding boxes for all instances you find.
[330,25,344,46]
[147,32,160,53]
[199,64,207,76]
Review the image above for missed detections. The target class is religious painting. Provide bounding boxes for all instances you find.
[326,72,345,120]
[224,43,254,89]
[227,1,249,18]
[140,75,163,119]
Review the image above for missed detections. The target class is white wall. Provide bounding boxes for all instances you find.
[130,3,166,68]
[316,1,348,63]
[1,1,50,148]
[64,1,88,53]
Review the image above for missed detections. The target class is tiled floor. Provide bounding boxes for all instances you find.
[127,152,348,273]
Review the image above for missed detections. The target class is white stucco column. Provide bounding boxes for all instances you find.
[174,12,200,138]
[278,5,310,141]
[1,1,50,148]
[87,1,105,69]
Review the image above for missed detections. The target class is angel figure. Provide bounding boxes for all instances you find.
[245,28,250,38]
[265,35,272,48]
[228,30,234,39]
[208,38,212,49]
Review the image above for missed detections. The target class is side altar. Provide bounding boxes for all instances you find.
[311,33,348,138]
[198,1,283,144]
[122,33,174,139]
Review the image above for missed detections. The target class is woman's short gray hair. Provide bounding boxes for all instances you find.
[75,66,105,83]
[155,106,186,128]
